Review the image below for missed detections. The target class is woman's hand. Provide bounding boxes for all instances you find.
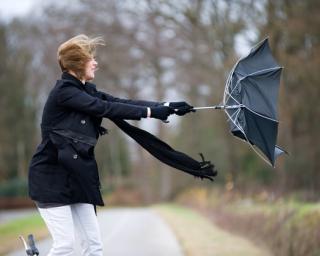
[150,106,174,121]
[166,101,195,116]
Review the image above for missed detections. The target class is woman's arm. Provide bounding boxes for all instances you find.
[96,90,164,107]
[57,82,148,120]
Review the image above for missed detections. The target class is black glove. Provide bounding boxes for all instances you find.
[168,101,195,116]
[150,106,174,120]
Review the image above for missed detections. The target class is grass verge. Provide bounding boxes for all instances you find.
[152,203,270,256]
[176,187,320,256]
[0,213,48,255]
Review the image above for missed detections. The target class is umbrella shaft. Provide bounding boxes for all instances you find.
[193,105,242,110]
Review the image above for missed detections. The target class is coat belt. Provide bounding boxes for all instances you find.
[41,124,97,146]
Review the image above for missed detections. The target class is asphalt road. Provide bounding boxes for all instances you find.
[8,207,184,256]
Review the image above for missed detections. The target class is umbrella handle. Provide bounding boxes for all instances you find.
[193,104,244,110]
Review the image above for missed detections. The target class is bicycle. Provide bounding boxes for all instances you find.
[19,234,39,256]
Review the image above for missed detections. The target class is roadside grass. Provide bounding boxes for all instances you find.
[176,187,320,256]
[214,201,320,256]
[153,203,271,256]
[0,213,48,255]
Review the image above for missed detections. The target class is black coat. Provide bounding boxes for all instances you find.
[28,72,161,206]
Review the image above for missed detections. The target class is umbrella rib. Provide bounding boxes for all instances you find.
[223,102,277,166]
[244,106,279,123]
[224,80,279,123]
[223,37,272,102]
[225,107,241,124]
[230,108,241,121]
[224,108,274,167]
[223,65,237,103]
[225,67,281,104]
[227,80,241,101]
[224,89,241,106]
[224,67,281,123]
[222,38,269,104]
[243,67,283,78]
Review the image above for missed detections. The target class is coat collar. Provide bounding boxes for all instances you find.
[61,72,84,88]
[61,72,97,91]
[61,72,96,91]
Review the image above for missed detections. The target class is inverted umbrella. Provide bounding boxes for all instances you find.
[194,38,286,167]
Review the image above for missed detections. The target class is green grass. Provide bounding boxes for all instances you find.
[0,213,48,255]
[0,213,45,236]
[176,187,320,256]
[288,201,320,217]
[221,198,320,217]
[153,203,271,256]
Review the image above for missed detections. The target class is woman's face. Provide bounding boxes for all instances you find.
[84,58,98,81]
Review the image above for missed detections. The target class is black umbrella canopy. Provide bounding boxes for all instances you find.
[223,38,285,166]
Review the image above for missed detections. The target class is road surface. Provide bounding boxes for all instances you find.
[8,207,184,256]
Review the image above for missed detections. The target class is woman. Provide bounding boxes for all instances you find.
[28,34,193,256]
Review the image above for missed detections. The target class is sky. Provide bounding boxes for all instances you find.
[0,0,252,55]
[0,0,40,20]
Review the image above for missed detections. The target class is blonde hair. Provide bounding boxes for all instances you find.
[57,34,105,79]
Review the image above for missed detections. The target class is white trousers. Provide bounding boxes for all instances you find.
[38,203,103,256]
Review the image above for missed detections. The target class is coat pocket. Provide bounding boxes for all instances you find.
[56,142,100,188]
[50,130,100,188]
[69,140,94,159]
[49,131,95,159]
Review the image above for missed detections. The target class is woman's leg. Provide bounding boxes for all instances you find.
[71,203,103,256]
[37,205,75,256]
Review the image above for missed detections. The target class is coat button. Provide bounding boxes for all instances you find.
[81,120,86,124]
[73,154,78,159]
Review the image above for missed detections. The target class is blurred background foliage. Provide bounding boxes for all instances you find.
[0,0,319,203]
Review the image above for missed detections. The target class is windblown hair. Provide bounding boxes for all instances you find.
[57,34,105,79]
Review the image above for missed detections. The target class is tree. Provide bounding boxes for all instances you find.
[0,21,37,181]
[259,0,320,196]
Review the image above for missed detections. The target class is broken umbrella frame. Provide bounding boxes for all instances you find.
[193,38,286,167]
